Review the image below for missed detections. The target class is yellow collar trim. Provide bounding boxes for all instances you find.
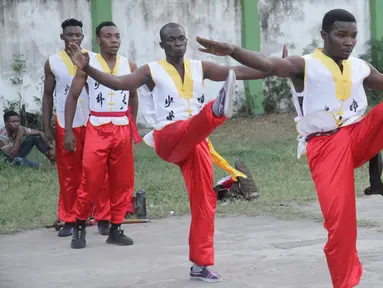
[58,49,85,76]
[312,48,352,115]
[158,59,193,99]
[95,54,120,75]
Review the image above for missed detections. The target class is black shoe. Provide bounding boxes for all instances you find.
[106,228,134,246]
[58,222,75,237]
[97,220,110,235]
[364,182,383,196]
[71,225,86,249]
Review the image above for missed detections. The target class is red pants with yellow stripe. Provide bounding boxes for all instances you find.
[56,119,110,223]
[154,102,226,266]
[75,122,134,224]
[307,103,383,288]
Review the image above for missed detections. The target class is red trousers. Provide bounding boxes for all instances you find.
[92,173,111,222]
[154,102,226,266]
[56,119,110,222]
[75,121,135,224]
[307,103,383,288]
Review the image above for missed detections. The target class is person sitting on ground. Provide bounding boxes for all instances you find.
[0,110,54,168]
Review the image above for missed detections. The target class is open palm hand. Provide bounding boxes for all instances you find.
[196,36,235,56]
[67,42,89,70]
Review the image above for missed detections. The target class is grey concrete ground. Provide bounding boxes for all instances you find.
[1,196,383,288]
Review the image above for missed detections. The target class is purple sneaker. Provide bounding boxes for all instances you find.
[97,220,110,235]
[57,222,75,237]
[190,267,223,283]
[212,69,236,118]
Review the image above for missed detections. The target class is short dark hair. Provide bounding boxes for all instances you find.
[322,9,356,33]
[3,110,18,122]
[159,22,184,41]
[96,21,117,37]
[61,18,83,31]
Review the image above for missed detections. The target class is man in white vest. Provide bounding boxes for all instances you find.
[282,44,383,197]
[42,18,110,238]
[64,21,140,249]
[66,22,271,283]
[197,8,383,288]
[137,84,258,202]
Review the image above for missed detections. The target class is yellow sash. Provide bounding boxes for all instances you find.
[208,139,246,181]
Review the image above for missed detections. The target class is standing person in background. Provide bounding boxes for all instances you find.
[65,21,140,249]
[43,18,110,237]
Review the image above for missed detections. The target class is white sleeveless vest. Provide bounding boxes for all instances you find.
[49,49,92,128]
[142,59,205,147]
[87,54,131,126]
[137,84,156,127]
[295,49,371,158]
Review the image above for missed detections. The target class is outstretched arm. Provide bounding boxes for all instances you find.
[202,61,272,82]
[196,36,304,78]
[128,60,139,122]
[67,42,150,91]
[84,64,151,91]
[202,44,296,82]
[364,62,383,91]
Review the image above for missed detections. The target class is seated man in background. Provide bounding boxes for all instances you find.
[0,110,54,168]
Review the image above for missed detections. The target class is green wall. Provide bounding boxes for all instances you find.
[241,0,264,116]
[370,0,383,42]
[90,0,113,53]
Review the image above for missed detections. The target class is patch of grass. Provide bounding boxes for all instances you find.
[0,161,58,233]
[357,219,378,228]
[307,211,378,228]
[0,113,371,232]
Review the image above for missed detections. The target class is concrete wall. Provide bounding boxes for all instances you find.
[0,0,373,126]
[0,0,92,126]
[259,0,370,58]
[111,0,243,125]
[0,0,243,127]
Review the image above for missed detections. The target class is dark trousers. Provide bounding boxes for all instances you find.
[2,136,49,168]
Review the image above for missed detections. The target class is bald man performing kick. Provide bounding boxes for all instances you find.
[67,22,272,283]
